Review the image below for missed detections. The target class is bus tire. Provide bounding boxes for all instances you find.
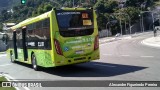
[10,52,14,63]
[31,54,39,71]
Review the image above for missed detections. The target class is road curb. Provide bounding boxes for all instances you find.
[141,37,160,48]
[99,38,121,44]
[0,52,6,54]
[99,36,132,44]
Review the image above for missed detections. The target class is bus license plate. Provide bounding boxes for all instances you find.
[75,50,84,54]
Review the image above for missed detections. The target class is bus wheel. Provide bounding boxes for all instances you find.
[10,52,14,63]
[31,54,39,71]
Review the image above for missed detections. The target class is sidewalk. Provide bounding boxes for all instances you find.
[99,31,152,44]
[99,35,132,44]
[0,50,6,53]
[142,36,160,48]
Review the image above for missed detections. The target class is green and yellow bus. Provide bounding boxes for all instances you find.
[7,8,100,70]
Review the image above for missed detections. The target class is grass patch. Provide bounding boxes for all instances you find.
[154,1,160,6]
[0,76,16,90]
[0,52,6,54]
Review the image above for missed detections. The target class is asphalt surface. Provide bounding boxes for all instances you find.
[0,32,160,90]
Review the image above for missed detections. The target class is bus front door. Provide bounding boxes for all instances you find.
[13,31,18,59]
[22,28,28,61]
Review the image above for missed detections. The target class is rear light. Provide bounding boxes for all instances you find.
[54,39,63,55]
[94,35,99,50]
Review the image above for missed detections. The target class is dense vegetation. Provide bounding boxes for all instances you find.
[0,0,159,34]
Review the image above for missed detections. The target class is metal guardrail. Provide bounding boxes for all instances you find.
[99,30,111,38]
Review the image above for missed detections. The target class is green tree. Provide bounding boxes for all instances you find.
[97,13,107,30]
[44,3,53,12]
[94,0,118,29]
[126,0,147,7]
[0,0,158,34]
[114,7,140,24]
[0,24,2,31]
[94,0,106,14]
[37,5,44,15]
[104,0,118,13]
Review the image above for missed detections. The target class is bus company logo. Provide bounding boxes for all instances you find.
[28,42,35,46]
[64,47,69,51]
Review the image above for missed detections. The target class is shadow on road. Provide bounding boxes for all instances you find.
[14,61,147,77]
[41,62,147,77]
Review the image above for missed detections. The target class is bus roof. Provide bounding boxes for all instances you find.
[10,10,52,30]
[10,8,93,30]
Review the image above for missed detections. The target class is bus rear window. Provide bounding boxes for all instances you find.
[56,10,94,37]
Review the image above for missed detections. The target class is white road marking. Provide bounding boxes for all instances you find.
[0,54,7,57]
[140,56,154,58]
[103,54,155,58]
[2,75,21,90]
[121,55,130,57]
[94,64,116,67]
[103,54,113,56]
[2,74,30,90]
[100,42,115,46]
[141,40,160,48]
[0,64,13,67]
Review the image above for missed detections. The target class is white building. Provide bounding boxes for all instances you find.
[2,23,16,32]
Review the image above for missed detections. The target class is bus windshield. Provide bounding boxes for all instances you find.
[56,10,94,37]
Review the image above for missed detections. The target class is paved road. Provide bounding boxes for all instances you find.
[0,32,160,90]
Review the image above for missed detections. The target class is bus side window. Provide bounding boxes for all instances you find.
[42,18,50,39]
[27,24,35,40]
[42,18,51,49]
[35,21,43,37]
[42,19,50,28]
[16,30,22,48]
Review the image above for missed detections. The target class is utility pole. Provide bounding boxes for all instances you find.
[142,13,144,32]
[139,15,142,32]
[120,18,123,35]
[106,22,110,37]
[140,3,144,32]
[159,10,160,26]
[73,0,74,7]
[125,20,127,34]
[152,13,154,31]
[159,14,160,26]
[129,16,131,34]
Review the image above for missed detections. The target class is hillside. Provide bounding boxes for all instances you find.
[0,0,91,24]
[0,0,158,34]
[0,0,20,12]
